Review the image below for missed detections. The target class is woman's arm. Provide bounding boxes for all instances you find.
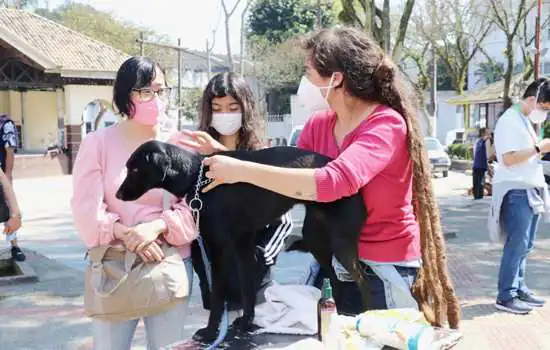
[204,113,404,203]
[0,168,20,217]
[70,135,127,247]
[159,197,198,246]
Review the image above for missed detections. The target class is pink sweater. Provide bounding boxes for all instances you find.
[297,107,421,262]
[70,126,197,258]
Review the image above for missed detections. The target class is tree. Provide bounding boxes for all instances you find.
[239,0,254,76]
[413,0,492,94]
[180,88,203,120]
[487,0,534,108]
[255,36,305,90]
[221,0,243,71]
[253,36,306,113]
[247,0,333,46]
[474,61,505,85]
[337,0,415,61]
[0,0,37,9]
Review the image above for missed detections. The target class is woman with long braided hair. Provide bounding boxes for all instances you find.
[194,26,460,329]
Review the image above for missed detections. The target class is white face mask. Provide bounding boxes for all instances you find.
[529,108,548,124]
[211,112,242,135]
[296,74,335,112]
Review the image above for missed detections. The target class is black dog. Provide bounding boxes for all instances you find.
[115,140,369,343]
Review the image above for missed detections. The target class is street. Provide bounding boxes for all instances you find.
[5,170,549,349]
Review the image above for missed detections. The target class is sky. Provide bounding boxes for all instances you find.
[46,0,246,54]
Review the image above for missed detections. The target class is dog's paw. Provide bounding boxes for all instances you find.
[192,327,218,344]
[232,316,260,335]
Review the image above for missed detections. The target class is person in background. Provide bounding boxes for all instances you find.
[472,128,490,200]
[187,27,461,329]
[71,56,197,349]
[0,167,22,254]
[0,114,24,261]
[180,72,293,325]
[489,78,550,314]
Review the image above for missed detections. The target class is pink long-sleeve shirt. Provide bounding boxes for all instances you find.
[70,126,197,258]
[297,106,420,262]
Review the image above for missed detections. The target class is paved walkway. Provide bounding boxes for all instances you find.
[3,173,550,349]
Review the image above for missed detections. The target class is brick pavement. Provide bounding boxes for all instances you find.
[442,200,550,350]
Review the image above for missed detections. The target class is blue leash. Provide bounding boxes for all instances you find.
[190,163,229,350]
[196,235,229,349]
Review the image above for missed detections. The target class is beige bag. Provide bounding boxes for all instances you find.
[84,194,190,321]
[84,244,189,321]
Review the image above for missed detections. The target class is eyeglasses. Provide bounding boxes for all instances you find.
[132,87,172,102]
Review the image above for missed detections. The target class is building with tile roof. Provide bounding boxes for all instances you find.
[0,8,129,175]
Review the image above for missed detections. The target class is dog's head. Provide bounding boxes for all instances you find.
[116,140,187,201]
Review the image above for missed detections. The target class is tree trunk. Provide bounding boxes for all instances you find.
[392,0,415,61]
[503,36,514,109]
[239,12,246,76]
[382,0,391,53]
[225,17,234,71]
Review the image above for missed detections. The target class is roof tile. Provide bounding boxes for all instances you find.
[0,8,129,72]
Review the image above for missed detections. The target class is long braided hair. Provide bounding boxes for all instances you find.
[304,26,460,329]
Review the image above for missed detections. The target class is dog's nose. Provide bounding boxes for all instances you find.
[115,190,123,200]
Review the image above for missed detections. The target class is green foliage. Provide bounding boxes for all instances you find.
[475,61,505,85]
[253,36,306,91]
[447,143,473,160]
[543,121,550,139]
[0,0,37,9]
[180,88,203,121]
[247,0,333,46]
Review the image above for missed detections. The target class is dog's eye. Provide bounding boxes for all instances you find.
[131,168,139,173]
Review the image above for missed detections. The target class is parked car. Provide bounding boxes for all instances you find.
[424,136,451,177]
[289,125,303,147]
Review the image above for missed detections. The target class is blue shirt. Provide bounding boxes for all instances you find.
[473,138,488,170]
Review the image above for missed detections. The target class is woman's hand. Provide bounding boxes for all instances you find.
[137,241,165,262]
[123,220,165,252]
[202,155,249,192]
[4,215,21,234]
[176,130,228,155]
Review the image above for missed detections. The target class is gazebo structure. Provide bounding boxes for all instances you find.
[0,8,129,175]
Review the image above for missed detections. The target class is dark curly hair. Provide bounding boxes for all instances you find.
[198,72,263,150]
[304,26,460,329]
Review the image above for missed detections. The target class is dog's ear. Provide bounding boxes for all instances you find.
[146,151,170,168]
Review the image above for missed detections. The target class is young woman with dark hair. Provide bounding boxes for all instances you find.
[180,72,293,320]
[190,27,460,329]
[71,56,197,349]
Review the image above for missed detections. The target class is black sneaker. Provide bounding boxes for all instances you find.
[11,246,26,262]
[519,292,546,307]
[495,298,533,314]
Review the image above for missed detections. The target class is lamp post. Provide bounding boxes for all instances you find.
[535,0,542,80]
[430,43,438,138]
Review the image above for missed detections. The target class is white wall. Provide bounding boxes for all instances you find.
[64,84,113,125]
[290,94,311,128]
[433,91,464,143]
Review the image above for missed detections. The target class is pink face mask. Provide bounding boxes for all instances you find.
[131,97,164,126]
